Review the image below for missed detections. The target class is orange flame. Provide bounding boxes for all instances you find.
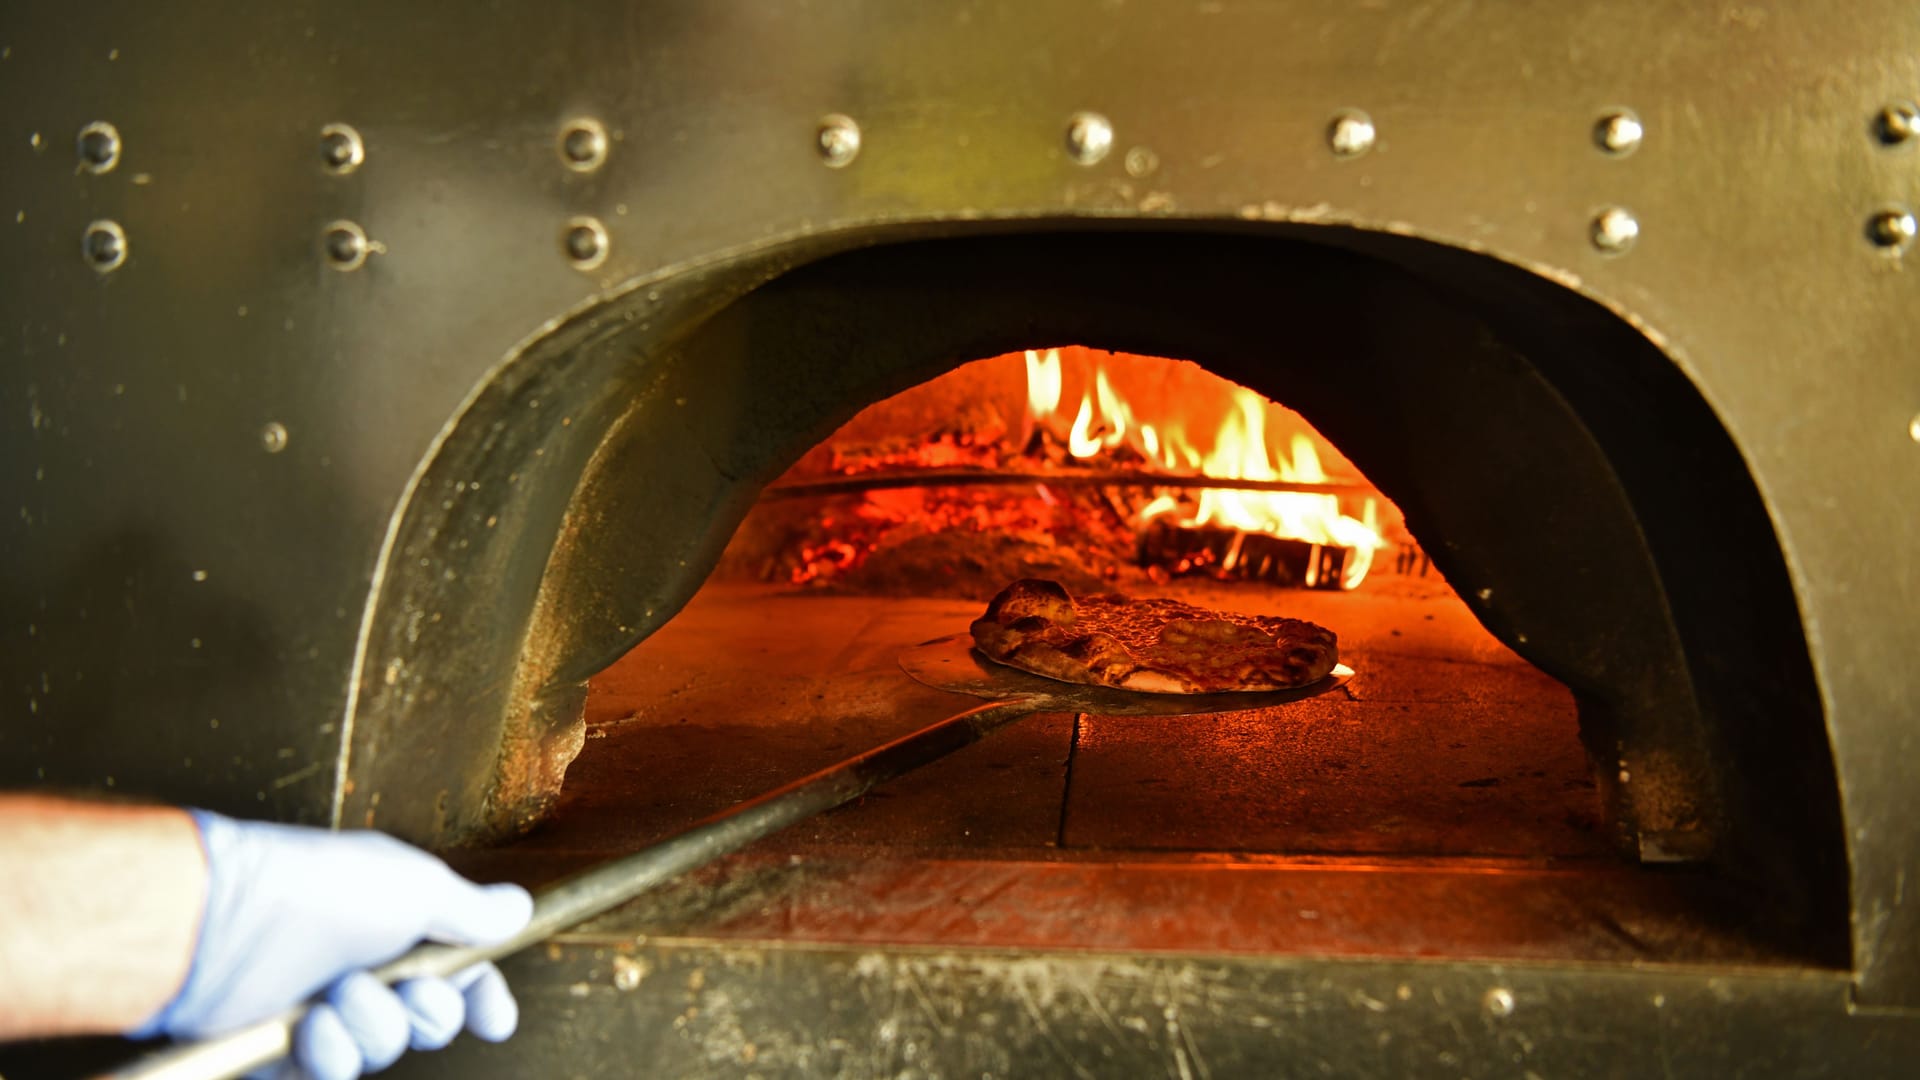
[1067,368,1138,458]
[1026,350,1384,588]
[1024,348,1062,417]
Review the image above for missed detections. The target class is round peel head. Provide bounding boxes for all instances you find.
[899,633,1354,717]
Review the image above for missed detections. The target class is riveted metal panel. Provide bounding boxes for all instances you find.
[2,0,1915,1019]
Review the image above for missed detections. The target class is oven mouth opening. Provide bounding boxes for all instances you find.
[347,228,1852,974]
[694,346,1596,871]
[476,344,1799,970]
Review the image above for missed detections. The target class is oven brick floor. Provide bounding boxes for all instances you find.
[444,578,1798,968]
[553,576,1601,861]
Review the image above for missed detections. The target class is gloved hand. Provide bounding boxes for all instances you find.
[130,810,534,1080]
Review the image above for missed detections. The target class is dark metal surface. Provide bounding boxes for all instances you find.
[1,0,1914,1039]
[899,632,1354,714]
[397,942,1913,1079]
[24,941,1912,1080]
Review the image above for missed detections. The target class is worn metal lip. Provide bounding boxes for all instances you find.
[900,632,1353,716]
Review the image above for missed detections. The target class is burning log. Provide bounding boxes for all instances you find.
[1137,517,1362,590]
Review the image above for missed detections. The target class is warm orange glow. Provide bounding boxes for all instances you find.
[749,345,1408,593]
[1026,349,1384,588]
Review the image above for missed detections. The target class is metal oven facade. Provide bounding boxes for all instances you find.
[4,2,1919,1074]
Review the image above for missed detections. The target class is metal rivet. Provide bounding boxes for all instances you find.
[1065,111,1114,166]
[1867,207,1917,250]
[322,220,370,271]
[320,123,365,174]
[1590,206,1640,253]
[816,114,861,168]
[1594,111,1644,156]
[563,216,609,270]
[82,219,127,272]
[1327,109,1376,158]
[1908,412,1920,443]
[559,118,609,172]
[1124,146,1159,178]
[1484,987,1516,1017]
[260,422,289,454]
[1875,102,1919,145]
[76,121,121,174]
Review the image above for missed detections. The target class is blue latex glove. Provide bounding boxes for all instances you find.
[130,810,534,1080]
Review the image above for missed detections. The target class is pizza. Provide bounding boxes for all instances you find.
[969,578,1338,694]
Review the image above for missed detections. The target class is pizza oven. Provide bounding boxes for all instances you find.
[5,3,1918,1076]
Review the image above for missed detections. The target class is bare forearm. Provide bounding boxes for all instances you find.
[0,795,206,1038]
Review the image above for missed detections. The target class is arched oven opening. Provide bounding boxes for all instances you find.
[345,229,1849,971]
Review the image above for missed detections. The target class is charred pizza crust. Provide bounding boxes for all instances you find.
[969,578,1338,694]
